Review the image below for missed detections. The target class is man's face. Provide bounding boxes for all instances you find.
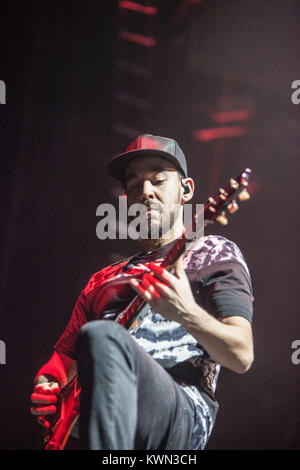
[124,155,182,239]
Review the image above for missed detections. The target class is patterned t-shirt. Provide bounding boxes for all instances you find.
[54,235,254,450]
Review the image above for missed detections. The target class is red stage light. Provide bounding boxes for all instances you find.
[212,110,253,123]
[119,1,158,15]
[119,31,157,47]
[194,126,247,141]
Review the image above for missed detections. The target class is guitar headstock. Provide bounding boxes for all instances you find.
[204,168,251,225]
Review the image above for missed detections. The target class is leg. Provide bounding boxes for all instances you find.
[76,320,195,450]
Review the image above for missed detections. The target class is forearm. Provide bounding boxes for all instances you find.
[130,260,254,373]
[180,304,254,374]
[34,351,77,388]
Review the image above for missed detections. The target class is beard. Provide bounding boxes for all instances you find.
[128,187,182,240]
[150,206,179,239]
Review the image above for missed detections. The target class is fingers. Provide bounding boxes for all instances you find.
[31,405,57,416]
[130,278,152,301]
[37,416,51,429]
[130,260,183,302]
[130,272,170,303]
[35,382,60,394]
[31,392,58,404]
[48,382,60,393]
[148,262,172,282]
[30,381,60,418]
[141,273,161,298]
[31,383,59,404]
[148,261,183,285]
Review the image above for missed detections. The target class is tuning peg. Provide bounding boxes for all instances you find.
[228,200,239,213]
[219,188,228,196]
[216,212,228,225]
[238,189,250,201]
[230,179,239,189]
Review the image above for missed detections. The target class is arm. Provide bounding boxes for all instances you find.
[130,257,254,374]
[31,351,77,423]
[34,350,77,388]
[177,309,253,374]
[31,288,87,424]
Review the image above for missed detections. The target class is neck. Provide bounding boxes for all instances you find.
[138,220,185,255]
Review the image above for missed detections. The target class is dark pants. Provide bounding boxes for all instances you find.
[76,320,196,450]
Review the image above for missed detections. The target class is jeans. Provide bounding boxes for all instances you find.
[76,320,196,450]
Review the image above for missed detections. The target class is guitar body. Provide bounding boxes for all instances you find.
[43,168,251,450]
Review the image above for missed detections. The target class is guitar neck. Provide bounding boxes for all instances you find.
[116,211,209,329]
[116,168,251,329]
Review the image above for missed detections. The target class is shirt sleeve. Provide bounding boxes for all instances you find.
[193,260,254,323]
[54,290,90,359]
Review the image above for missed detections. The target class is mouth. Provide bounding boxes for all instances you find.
[127,203,163,225]
[146,204,162,214]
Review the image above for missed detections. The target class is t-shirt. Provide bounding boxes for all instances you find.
[54,235,254,450]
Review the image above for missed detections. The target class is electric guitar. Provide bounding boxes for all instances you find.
[43,168,252,450]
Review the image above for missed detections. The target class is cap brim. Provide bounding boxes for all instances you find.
[108,149,186,183]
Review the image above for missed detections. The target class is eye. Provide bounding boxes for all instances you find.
[127,184,138,193]
[126,180,139,192]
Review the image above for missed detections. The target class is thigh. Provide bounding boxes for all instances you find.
[77,320,195,450]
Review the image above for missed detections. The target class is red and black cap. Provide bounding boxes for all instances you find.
[108,134,188,183]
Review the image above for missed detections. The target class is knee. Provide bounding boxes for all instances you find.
[76,320,137,379]
[76,320,126,354]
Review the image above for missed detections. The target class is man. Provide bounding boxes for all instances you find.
[30,134,254,450]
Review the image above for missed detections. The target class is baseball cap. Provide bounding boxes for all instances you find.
[108,134,188,183]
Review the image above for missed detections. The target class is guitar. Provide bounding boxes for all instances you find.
[43,168,252,450]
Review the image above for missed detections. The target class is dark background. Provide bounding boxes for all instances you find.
[0,0,299,450]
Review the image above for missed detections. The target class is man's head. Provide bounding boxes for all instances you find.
[108,134,188,186]
[108,134,194,245]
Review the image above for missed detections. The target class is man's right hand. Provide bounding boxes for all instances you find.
[30,379,60,429]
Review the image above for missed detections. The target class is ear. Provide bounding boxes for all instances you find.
[181,177,194,203]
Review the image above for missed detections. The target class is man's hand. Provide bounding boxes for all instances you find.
[130,256,254,373]
[129,256,197,324]
[30,378,60,429]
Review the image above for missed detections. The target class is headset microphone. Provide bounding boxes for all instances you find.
[183,183,189,194]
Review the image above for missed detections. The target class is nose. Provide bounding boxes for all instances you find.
[139,180,155,202]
